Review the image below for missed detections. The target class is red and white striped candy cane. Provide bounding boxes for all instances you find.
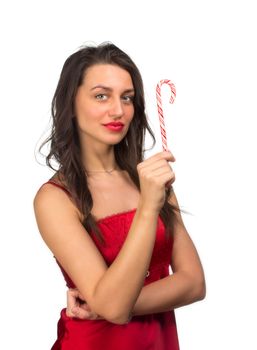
[156,79,176,151]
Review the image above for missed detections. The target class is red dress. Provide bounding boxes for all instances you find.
[44,181,180,350]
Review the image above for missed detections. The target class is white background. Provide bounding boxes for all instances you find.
[0,0,256,349]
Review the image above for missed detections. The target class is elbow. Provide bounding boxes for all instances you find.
[109,314,131,325]
[91,282,134,325]
[193,275,206,301]
[180,270,206,302]
[99,312,131,325]
[93,301,132,325]
[105,308,132,325]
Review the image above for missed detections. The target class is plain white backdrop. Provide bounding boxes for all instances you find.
[0,0,256,349]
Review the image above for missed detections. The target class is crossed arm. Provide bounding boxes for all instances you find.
[66,192,206,320]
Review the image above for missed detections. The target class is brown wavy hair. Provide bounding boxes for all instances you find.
[39,42,180,245]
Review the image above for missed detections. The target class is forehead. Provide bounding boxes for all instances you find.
[82,64,133,89]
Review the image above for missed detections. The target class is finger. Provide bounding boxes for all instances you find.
[154,169,175,184]
[76,289,85,301]
[67,288,86,303]
[67,289,80,304]
[79,303,91,311]
[165,151,176,162]
[66,289,80,316]
[148,151,175,164]
[66,308,74,318]
[154,151,176,162]
[138,151,175,169]
[140,158,173,174]
[147,168,175,185]
[162,171,176,187]
[67,288,80,299]
[151,167,175,180]
[165,179,174,188]
[72,305,100,321]
[71,306,90,319]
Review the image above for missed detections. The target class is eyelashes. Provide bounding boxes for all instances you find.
[95,94,107,100]
[95,94,134,103]
[122,95,134,103]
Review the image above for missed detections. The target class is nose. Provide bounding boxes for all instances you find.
[109,97,124,118]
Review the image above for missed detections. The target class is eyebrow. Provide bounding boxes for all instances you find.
[91,85,135,94]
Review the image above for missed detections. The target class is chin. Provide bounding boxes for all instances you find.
[104,134,127,145]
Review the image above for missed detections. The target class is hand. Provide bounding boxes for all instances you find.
[66,288,104,320]
[137,151,176,212]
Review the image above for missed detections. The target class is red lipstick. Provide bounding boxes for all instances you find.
[103,122,124,132]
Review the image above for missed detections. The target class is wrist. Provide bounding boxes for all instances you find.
[137,201,159,218]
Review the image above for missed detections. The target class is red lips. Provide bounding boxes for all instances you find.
[103,122,124,132]
[103,122,124,126]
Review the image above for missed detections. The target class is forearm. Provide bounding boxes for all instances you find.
[94,205,159,323]
[132,271,206,316]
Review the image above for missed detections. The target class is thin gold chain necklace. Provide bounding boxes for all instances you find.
[85,167,117,174]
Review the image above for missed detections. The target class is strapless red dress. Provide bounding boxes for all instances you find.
[44,181,180,349]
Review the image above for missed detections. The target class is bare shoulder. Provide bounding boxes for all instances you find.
[34,182,78,214]
[33,180,111,315]
[33,182,83,242]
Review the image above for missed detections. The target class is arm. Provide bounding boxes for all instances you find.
[132,191,206,316]
[34,185,158,325]
[34,152,176,324]
[67,191,206,319]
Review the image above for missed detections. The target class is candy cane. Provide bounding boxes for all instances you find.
[156,79,176,151]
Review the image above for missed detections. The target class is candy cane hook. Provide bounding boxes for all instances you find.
[156,79,176,151]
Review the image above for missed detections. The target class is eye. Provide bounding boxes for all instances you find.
[122,95,134,103]
[95,94,108,101]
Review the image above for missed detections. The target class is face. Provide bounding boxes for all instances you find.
[74,64,135,148]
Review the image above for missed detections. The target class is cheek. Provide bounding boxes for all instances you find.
[126,105,135,120]
[77,104,106,122]
[86,107,103,120]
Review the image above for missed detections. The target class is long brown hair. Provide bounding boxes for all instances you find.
[39,42,180,245]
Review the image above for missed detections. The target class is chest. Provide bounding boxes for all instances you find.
[88,172,140,220]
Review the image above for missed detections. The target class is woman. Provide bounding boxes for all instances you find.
[34,42,206,349]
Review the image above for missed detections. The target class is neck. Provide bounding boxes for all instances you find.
[86,166,118,174]
[81,140,118,173]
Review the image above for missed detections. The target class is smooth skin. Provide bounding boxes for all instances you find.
[66,190,206,320]
[34,64,206,325]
